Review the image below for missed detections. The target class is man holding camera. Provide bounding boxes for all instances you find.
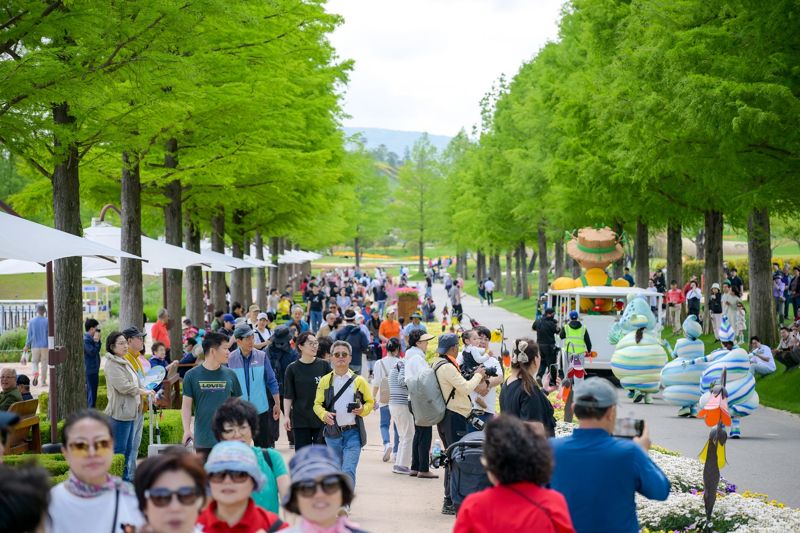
[434,333,488,515]
[550,378,669,533]
[313,339,374,496]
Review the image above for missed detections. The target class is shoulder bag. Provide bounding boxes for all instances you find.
[322,374,356,439]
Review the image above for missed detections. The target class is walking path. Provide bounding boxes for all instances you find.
[436,282,800,508]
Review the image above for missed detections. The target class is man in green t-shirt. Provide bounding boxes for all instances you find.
[181,331,242,459]
[0,368,23,411]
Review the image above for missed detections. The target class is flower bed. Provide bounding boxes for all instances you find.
[552,419,800,531]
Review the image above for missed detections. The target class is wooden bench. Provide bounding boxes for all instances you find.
[5,398,41,454]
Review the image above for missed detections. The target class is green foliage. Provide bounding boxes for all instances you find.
[682,259,750,290]
[0,328,26,350]
[137,409,184,458]
[39,388,108,420]
[3,453,125,485]
[756,363,800,414]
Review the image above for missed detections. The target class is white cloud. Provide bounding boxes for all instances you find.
[326,0,565,136]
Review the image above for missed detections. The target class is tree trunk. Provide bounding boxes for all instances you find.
[211,213,227,313]
[183,219,203,327]
[702,211,724,333]
[163,149,183,357]
[476,250,486,282]
[635,219,649,288]
[570,257,582,278]
[120,151,143,330]
[537,225,548,296]
[554,238,564,278]
[666,219,683,287]
[270,236,280,290]
[612,222,625,279]
[277,237,288,290]
[514,246,522,297]
[505,250,513,294]
[242,235,252,309]
[230,210,244,306]
[418,237,424,274]
[520,241,529,300]
[254,232,267,310]
[695,228,705,261]
[52,102,84,418]
[747,207,777,346]
[491,253,501,287]
[354,236,361,270]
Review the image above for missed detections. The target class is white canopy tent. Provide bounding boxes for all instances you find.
[278,250,321,264]
[0,211,141,264]
[82,222,221,277]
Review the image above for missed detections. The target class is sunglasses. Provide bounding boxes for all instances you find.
[66,438,113,457]
[332,352,350,358]
[145,486,202,507]
[208,470,251,484]
[294,475,342,498]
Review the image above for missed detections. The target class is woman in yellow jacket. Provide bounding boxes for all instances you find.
[313,340,374,495]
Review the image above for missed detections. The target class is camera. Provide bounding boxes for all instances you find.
[466,409,486,431]
[346,401,361,413]
[460,350,498,380]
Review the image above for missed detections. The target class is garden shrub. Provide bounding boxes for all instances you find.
[39,388,109,419]
[137,409,184,458]
[3,453,125,484]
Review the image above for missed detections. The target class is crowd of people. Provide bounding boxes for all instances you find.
[17,261,788,533]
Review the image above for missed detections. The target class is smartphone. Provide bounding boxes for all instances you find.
[549,364,559,380]
[613,417,644,439]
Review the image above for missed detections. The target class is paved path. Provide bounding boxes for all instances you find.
[438,282,800,508]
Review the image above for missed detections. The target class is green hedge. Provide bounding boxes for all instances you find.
[0,327,26,350]
[39,388,110,419]
[3,453,125,484]
[682,259,749,290]
[40,409,183,458]
[137,409,183,457]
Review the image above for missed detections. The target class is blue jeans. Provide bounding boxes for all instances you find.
[325,427,362,486]
[85,372,99,408]
[310,310,323,332]
[377,300,387,317]
[127,412,144,481]
[112,418,135,481]
[379,405,399,452]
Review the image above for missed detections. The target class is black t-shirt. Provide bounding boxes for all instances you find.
[308,292,325,312]
[499,379,556,437]
[283,358,331,429]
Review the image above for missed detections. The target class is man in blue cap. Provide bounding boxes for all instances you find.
[433,333,487,515]
[228,323,281,448]
[550,377,669,533]
[559,310,592,356]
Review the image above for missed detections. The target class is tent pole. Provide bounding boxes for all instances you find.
[46,261,58,443]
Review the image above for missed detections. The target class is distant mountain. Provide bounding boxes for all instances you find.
[343,127,453,157]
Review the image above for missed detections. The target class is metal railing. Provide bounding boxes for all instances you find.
[0,300,42,334]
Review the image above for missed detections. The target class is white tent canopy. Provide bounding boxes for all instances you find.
[0,259,46,274]
[0,211,141,264]
[83,222,216,277]
[278,250,321,264]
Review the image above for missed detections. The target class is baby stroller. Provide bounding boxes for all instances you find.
[447,431,490,512]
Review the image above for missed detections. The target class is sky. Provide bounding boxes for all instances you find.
[326,0,566,137]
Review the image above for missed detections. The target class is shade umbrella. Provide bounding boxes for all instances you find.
[0,209,143,442]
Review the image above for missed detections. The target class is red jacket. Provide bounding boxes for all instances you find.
[197,499,287,533]
[453,482,575,533]
[150,320,170,349]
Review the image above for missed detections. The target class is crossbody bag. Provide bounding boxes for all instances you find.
[322,374,357,439]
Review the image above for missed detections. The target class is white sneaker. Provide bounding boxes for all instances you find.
[382,444,392,462]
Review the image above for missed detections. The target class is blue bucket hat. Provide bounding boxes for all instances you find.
[282,445,352,507]
[205,441,265,492]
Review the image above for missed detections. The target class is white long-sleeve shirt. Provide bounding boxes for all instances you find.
[399,346,429,386]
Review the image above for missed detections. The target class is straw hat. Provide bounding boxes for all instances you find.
[566,227,624,269]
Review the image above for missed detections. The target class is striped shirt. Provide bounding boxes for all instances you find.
[388,359,409,405]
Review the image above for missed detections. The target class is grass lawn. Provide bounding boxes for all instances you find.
[0,273,47,300]
[754,364,800,413]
